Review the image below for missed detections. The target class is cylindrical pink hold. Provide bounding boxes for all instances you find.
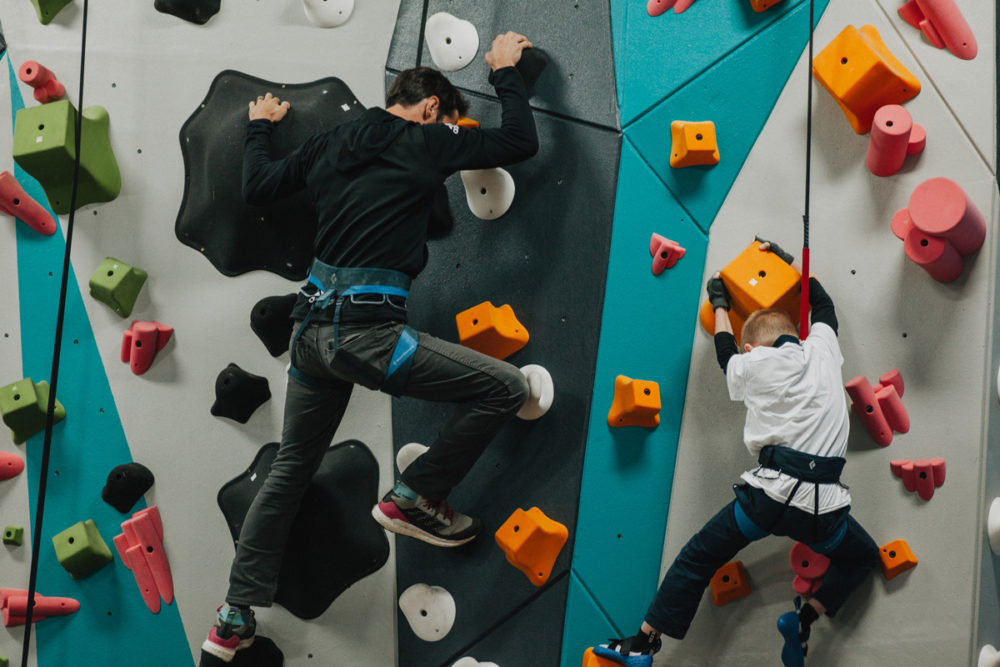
[907,124,926,155]
[909,177,986,256]
[647,0,675,16]
[866,105,916,177]
[877,369,904,398]
[18,60,65,104]
[790,542,830,579]
[845,376,893,446]
[0,171,57,235]
[876,385,909,434]
[891,208,913,240]
[903,227,963,282]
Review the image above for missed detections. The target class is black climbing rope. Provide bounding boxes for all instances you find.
[799,0,815,339]
[21,0,89,664]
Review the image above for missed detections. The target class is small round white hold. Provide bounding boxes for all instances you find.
[988,498,1000,555]
[451,658,500,667]
[302,0,354,27]
[425,12,479,72]
[396,442,429,474]
[399,583,456,642]
[979,645,1000,667]
[517,364,554,420]
[460,168,515,220]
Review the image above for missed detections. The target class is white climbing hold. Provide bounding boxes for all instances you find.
[302,0,354,28]
[399,583,456,642]
[517,364,554,420]
[451,658,500,667]
[425,12,479,72]
[988,498,1000,555]
[396,442,429,474]
[979,645,1000,667]
[460,168,515,220]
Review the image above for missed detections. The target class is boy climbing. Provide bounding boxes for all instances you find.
[202,32,539,662]
[593,240,879,667]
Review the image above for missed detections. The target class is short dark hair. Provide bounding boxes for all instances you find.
[386,67,469,119]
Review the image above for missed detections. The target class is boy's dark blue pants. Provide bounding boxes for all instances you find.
[644,483,879,639]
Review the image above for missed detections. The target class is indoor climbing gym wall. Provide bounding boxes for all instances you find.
[0,1,997,667]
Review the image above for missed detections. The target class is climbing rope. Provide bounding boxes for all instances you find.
[799,0,815,340]
[21,0,89,664]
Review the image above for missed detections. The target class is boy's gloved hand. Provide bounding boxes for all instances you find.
[754,235,794,265]
[706,274,730,310]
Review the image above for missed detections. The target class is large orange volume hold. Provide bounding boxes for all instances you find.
[495,507,569,586]
[607,375,661,428]
[455,301,529,359]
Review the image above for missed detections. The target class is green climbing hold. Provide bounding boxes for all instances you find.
[88,257,148,318]
[12,99,121,214]
[52,519,113,579]
[0,378,66,445]
[0,655,8,667]
[29,0,73,25]
[3,526,23,546]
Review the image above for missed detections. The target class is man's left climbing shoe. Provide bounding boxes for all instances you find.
[591,634,661,667]
[777,604,808,667]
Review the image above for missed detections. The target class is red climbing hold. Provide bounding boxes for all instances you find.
[18,60,65,104]
[0,171,57,236]
[115,506,173,613]
[891,458,945,500]
[845,370,909,446]
[647,0,696,16]
[0,452,25,481]
[897,0,977,60]
[649,233,685,275]
[121,321,173,375]
[0,588,80,626]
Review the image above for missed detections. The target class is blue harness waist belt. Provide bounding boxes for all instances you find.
[289,259,418,397]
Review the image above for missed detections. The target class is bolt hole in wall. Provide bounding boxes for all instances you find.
[758,270,766,278]
[695,133,703,141]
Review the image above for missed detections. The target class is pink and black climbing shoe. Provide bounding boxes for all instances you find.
[371,482,480,547]
[592,632,661,667]
[202,604,256,663]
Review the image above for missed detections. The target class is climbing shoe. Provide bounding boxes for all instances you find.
[592,633,662,667]
[777,598,809,667]
[371,482,480,547]
[202,604,256,662]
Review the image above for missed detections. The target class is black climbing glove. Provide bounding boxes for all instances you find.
[706,276,730,311]
[754,235,794,265]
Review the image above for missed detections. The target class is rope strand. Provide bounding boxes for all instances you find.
[799,0,815,340]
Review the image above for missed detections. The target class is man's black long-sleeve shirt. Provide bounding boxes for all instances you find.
[714,277,838,372]
[242,67,538,283]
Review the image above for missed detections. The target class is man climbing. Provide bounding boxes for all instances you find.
[202,32,539,663]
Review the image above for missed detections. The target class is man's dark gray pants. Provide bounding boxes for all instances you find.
[226,319,529,607]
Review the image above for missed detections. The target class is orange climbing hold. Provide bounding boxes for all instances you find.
[879,538,917,580]
[812,25,921,134]
[581,647,620,667]
[495,507,569,586]
[699,241,802,343]
[669,121,719,168]
[607,375,660,428]
[710,560,751,606]
[456,116,480,128]
[455,301,529,360]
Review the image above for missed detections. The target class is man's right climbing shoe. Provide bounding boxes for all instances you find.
[777,608,807,667]
[202,604,256,663]
[591,634,662,667]
[371,482,480,548]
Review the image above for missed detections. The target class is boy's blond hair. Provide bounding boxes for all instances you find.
[741,309,797,348]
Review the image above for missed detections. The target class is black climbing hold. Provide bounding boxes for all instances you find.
[154,0,221,25]
[250,294,297,357]
[175,71,365,279]
[217,441,389,619]
[198,635,283,667]
[488,48,548,93]
[210,364,270,424]
[101,462,155,514]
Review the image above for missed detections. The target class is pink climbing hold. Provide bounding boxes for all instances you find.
[0,588,80,626]
[0,171,57,236]
[897,0,977,60]
[845,370,909,447]
[891,458,945,500]
[647,0,696,16]
[121,321,173,375]
[790,542,829,597]
[866,105,925,177]
[0,452,25,481]
[17,61,65,104]
[649,233,686,275]
[116,505,173,613]
[891,178,985,282]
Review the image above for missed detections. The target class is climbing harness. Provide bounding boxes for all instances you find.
[288,260,419,396]
[799,0,816,339]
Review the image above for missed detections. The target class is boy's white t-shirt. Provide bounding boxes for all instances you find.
[725,322,851,514]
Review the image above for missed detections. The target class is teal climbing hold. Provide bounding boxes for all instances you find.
[29,0,73,25]
[12,99,121,214]
[52,519,114,579]
[0,378,66,445]
[88,257,148,318]
[3,526,23,546]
